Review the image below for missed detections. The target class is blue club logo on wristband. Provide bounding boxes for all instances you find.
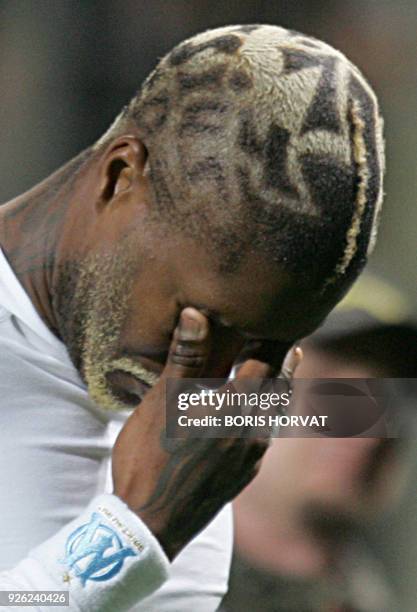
[60,512,137,586]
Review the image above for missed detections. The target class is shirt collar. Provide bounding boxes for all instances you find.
[0,247,69,359]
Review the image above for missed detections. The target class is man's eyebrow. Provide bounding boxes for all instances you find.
[185,302,320,343]
[187,302,282,341]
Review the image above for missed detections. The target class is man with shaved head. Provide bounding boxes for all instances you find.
[0,25,384,611]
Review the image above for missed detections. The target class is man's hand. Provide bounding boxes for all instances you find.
[112,307,300,560]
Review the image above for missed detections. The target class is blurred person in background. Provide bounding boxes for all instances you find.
[222,279,417,612]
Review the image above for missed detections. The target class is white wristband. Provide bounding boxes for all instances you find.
[29,493,171,611]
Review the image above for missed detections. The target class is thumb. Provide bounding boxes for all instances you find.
[163,307,210,379]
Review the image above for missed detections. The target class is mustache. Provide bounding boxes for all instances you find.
[103,357,161,407]
[108,356,161,387]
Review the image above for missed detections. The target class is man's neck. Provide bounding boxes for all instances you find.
[0,149,91,335]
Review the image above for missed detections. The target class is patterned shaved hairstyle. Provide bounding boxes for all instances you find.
[97,24,385,294]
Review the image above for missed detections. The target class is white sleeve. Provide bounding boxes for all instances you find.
[0,494,170,612]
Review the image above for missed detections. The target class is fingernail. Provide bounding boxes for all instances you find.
[179,310,201,340]
[294,346,303,361]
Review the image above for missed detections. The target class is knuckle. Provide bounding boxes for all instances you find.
[170,353,205,368]
[173,343,206,358]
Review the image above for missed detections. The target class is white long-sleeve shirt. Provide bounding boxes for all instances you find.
[0,248,233,611]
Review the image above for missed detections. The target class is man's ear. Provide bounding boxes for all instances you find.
[98,136,148,203]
